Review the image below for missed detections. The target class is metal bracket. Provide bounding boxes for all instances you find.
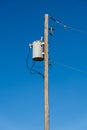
[29,44,33,48]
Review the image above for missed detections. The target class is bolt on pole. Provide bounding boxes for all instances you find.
[44,14,49,130]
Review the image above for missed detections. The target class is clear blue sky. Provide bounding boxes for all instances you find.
[0,0,87,130]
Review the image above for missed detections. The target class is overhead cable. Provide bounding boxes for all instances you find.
[52,61,87,75]
[26,47,44,78]
[49,16,87,35]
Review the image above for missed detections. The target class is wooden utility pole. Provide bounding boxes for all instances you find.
[44,14,49,130]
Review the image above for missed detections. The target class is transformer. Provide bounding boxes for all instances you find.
[30,40,44,61]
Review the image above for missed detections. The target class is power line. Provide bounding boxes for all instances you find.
[52,60,87,75]
[26,47,44,78]
[49,16,87,35]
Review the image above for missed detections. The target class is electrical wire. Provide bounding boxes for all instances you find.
[52,60,87,75]
[49,16,87,35]
[30,61,36,74]
[26,47,30,71]
[26,47,44,78]
[49,16,87,73]
[26,47,87,77]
